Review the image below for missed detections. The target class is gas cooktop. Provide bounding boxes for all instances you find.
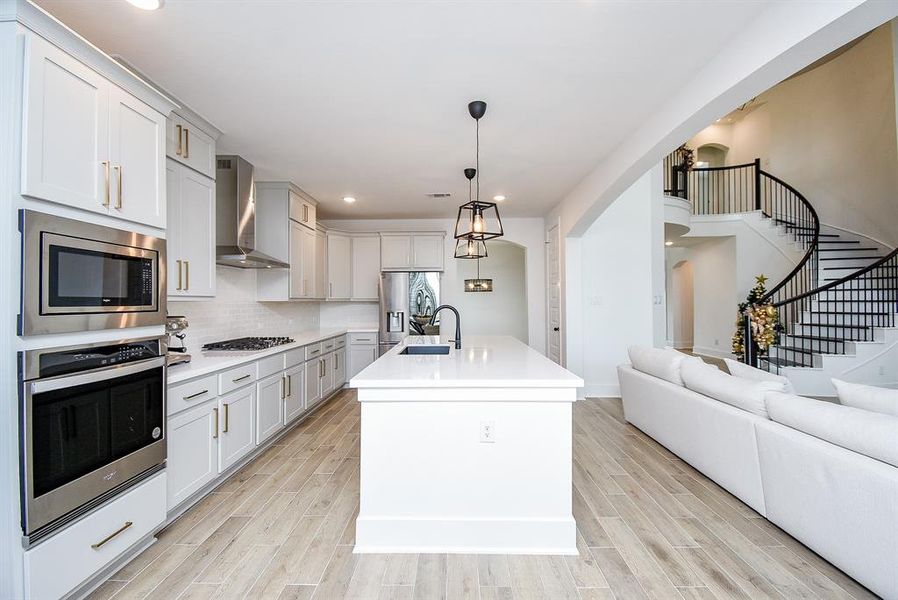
[201,337,295,352]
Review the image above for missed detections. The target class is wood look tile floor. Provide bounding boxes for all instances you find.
[90,391,878,600]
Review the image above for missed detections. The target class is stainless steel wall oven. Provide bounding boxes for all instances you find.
[19,337,167,544]
[19,210,166,336]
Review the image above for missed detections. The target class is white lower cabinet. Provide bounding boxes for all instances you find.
[334,348,347,388]
[167,399,218,509]
[218,387,256,472]
[284,363,305,424]
[256,373,285,445]
[349,344,378,379]
[305,357,323,410]
[24,473,167,600]
[321,352,336,397]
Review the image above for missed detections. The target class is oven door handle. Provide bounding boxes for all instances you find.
[30,356,166,394]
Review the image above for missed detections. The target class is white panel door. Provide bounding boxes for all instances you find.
[381,235,412,270]
[108,86,166,228]
[314,230,327,299]
[321,353,335,397]
[547,222,562,365]
[327,233,352,300]
[168,115,216,179]
[256,373,285,445]
[166,400,218,509]
[301,227,316,298]
[349,345,377,378]
[21,34,109,214]
[305,358,322,409]
[218,387,256,472]
[289,221,305,299]
[284,364,305,424]
[412,234,444,270]
[178,168,216,296]
[351,236,381,300]
[334,348,347,388]
[166,159,183,296]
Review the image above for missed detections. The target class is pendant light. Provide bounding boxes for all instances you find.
[454,100,504,241]
[454,167,488,259]
[464,256,493,293]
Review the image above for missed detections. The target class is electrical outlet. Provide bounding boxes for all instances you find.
[480,421,495,443]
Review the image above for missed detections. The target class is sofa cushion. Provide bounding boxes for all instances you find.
[627,346,698,386]
[681,359,783,418]
[724,358,795,394]
[831,379,898,417]
[766,392,898,467]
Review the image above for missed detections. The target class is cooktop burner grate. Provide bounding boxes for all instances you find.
[201,336,295,351]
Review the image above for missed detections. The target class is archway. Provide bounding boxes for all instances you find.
[696,143,729,167]
[667,259,694,349]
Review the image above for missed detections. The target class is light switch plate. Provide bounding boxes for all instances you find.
[480,421,495,443]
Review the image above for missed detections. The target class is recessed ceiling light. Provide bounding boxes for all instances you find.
[126,0,164,9]
[493,195,506,202]
[343,196,356,204]
[665,241,674,246]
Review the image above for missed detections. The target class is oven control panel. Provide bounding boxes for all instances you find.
[37,339,161,378]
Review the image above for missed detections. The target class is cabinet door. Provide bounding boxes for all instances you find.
[301,227,316,298]
[182,122,215,179]
[349,346,377,379]
[284,364,305,424]
[314,230,327,299]
[413,234,444,271]
[218,387,255,472]
[289,221,305,299]
[327,233,352,300]
[166,160,183,297]
[351,236,381,300]
[178,168,216,296]
[166,400,218,510]
[256,373,285,445]
[305,359,322,409]
[108,86,166,228]
[334,348,347,388]
[21,34,109,214]
[381,235,412,270]
[321,352,335,397]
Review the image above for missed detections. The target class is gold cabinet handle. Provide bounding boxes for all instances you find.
[287,374,292,397]
[212,407,219,439]
[101,161,110,207]
[335,354,339,370]
[176,260,183,291]
[91,521,133,549]
[184,128,189,158]
[223,403,229,433]
[113,165,122,209]
[280,377,286,400]
[184,260,190,291]
[176,124,182,156]
[183,389,208,400]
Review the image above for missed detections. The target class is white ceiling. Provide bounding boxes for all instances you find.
[35,0,771,220]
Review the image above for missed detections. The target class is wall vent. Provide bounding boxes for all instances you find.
[426,193,451,199]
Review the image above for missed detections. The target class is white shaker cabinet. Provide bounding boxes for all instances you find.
[256,373,285,445]
[412,234,444,271]
[218,387,256,472]
[351,235,381,300]
[380,233,445,271]
[334,348,347,388]
[327,233,352,300]
[314,230,327,299]
[166,399,219,509]
[300,225,316,298]
[381,234,412,270]
[167,114,216,179]
[284,363,305,424]
[305,358,323,410]
[167,159,215,298]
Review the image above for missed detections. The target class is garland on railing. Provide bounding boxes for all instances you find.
[732,275,781,358]
[676,144,695,171]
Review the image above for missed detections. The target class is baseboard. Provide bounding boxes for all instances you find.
[581,383,620,399]
[692,346,734,360]
[355,515,578,556]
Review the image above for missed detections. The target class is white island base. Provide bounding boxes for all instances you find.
[351,336,584,555]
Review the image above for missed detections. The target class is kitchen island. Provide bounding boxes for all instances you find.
[350,335,583,555]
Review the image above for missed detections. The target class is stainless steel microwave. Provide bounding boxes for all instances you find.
[19,210,166,336]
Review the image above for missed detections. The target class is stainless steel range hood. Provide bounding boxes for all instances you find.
[216,155,289,269]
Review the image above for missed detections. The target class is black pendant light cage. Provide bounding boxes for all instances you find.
[455,100,504,242]
[454,236,488,259]
[464,255,493,293]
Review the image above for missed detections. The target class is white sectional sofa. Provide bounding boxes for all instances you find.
[618,350,898,600]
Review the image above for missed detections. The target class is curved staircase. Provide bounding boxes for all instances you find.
[665,153,898,394]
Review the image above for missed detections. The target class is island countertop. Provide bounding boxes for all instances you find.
[350,335,583,390]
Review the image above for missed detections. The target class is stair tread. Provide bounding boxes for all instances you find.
[810,311,891,315]
[769,345,815,355]
[800,322,870,328]
[819,256,883,261]
[818,247,879,252]
[786,334,848,343]
[760,356,806,368]
[817,239,860,243]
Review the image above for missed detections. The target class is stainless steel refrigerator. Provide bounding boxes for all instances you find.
[378,272,440,356]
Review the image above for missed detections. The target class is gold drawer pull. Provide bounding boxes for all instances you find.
[183,389,208,400]
[101,161,110,207]
[184,128,189,158]
[212,407,219,439]
[113,164,122,209]
[176,124,182,156]
[223,403,229,433]
[176,260,183,291]
[91,521,133,549]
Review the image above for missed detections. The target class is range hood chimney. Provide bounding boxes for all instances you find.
[215,155,289,269]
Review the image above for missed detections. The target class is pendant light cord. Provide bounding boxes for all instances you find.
[475,118,480,203]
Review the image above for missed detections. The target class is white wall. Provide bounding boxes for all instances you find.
[689,23,898,246]
[666,258,694,348]
[320,217,547,355]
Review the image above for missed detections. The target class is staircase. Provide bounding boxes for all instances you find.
[665,154,898,394]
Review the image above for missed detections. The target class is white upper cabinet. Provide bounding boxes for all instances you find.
[327,233,352,300]
[289,190,317,230]
[381,233,444,271]
[351,235,380,300]
[167,159,215,299]
[314,230,327,299]
[288,220,305,299]
[167,114,215,179]
[21,34,166,229]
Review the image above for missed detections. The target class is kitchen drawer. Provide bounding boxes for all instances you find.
[284,347,305,369]
[219,362,258,395]
[335,336,346,349]
[349,332,377,345]
[304,343,323,361]
[258,354,285,379]
[25,473,166,600]
[168,374,217,416]
[321,337,338,353]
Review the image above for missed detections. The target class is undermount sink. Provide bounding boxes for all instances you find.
[399,345,451,355]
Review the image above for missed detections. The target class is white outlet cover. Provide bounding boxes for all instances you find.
[480,421,495,443]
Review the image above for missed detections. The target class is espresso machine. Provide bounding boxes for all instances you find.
[165,315,191,366]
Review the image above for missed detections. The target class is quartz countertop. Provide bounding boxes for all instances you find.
[350,335,583,389]
[168,326,378,385]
